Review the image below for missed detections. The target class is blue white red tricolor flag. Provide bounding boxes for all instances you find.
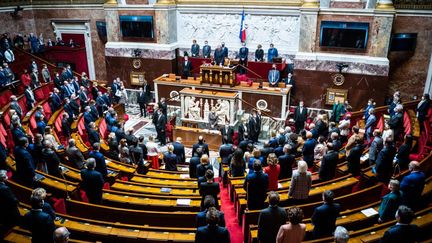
[239,9,246,42]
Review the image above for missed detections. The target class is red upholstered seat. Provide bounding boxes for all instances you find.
[51,198,67,214]
[80,190,89,203]
[6,130,14,150]
[0,123,7,137]
[42,102,52,120]
[18,97,28,114]
[3,112,11,129]
[376,116,384,132]
[99,119,107,139]
[103,182,110,190]
[30,115,37,131]
[0,132,7,149]
[34,88,44,101]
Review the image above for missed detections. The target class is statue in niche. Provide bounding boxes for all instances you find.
[188,97,201,120]
[214,99,230,123]
[203,99,210,120]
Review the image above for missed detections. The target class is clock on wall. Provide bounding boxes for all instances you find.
[332,73,345,86]
[133,59,142,69]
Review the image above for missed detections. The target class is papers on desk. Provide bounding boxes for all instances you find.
[185,158,191,164]
[180,167,189,172]
[34,173,45,182]
[361,208,378,217]
[180,174,190,179]
[176,199,191,206]
[160,188,172,193]
[360,154,369,162]
[278,183,283,189]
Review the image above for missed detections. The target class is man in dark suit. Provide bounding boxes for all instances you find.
[89,143,108,178]
[163,145,178,171]
[22,195,56,243]
[220,122,234,144]
[294,101,308,132]
[248,110,261,143]
[311,190,341,239]
[416,94,430,131]
[173,137,186,164]
[197,195,225,227]
[66,139,85,169]
[79,86,90,110]
[219,138,234,165]
[238,42,249,74]
[199,170,220,209]
[88,122,100,147]
[11,122,28,145]
[284,72,295,95]
[374,138,397,184]
[49,89,62,112]
[25,85,36,110]
[347,137,364,177]
[36,115,47,135]
[278,144,295,179]
[302,131,317,168]
[137,87,149,117]
[83,106,95,131]
[80,158,104,204]
[182,55,192,78]
[195,207,230,243]
[319,143,339,181]
[14,137,35,186]
[192,136,210,156]
[221,42,228,59]
[214,45,225,66]
[61,113,72,138]
[388,104,404,140]
[202,41,211,58]
[189,147,203,178]
[238,134,253,153]
[381,205,420,243]
[155,108,167,145]
[257,192,288,243]
[400,161,425,209]
[10,95,23,118]
[158,97,168,117]
[237,118,248,144]
[243,160,269,210]
[191,39,200,57]
[0,170,20,235]
[268,64,280,87]
[42,140,61,178]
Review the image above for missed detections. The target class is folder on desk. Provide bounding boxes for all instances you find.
[176,199,191,206]
[34,173,45,182]
[361,208,378,217]
[160,188,172,193]
[180,174,190,179]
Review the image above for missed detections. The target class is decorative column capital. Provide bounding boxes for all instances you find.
[376,0,394,10]
[302,0,320,8]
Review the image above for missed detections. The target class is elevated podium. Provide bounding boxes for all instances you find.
[200,64,237,86]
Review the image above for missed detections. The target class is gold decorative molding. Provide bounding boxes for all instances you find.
[175,0,301,6]
[105,0,117,4]
[376,0,394,9]
[301,0,320,8]
[156,0,177,5]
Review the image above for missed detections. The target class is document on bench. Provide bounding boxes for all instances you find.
[176,199,191,206]
[160,188,172,193]
[361,208,378,217]
[180,174,190,179]
[278,183,283,189]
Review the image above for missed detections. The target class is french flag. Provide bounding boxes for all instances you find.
[239,9,246,43]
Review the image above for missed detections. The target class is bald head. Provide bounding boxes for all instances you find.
[54,227,70,243]
[408,161,420,172]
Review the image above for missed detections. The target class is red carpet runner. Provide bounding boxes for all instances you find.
[219,182,244,243]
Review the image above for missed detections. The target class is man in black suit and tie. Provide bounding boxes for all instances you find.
[347,137,364,177]
[173,137,186,164]
[89,143,108,178]
[10,95,23,118]
[311,190,341,239]
[195,207,230,243]
[257,192,288,243]
[220,121,234,144]
[80,158,104,204]
[83,106,95,131]
[137,86,150,117]
[192,136,210,157]
[284,72,295,95]
[214,45,224,66]
[155,108,167,145]
[237,118,248,145]
[219,137,234,165]
[319,143,339,181]
[202,40,211,58]
[0,170,20,235]
[294,101,308,132]
[14,137,35,186]
[79,86,90,111]
[381,205,420,243]
[25,85,36,110]
[374,138,397,184]
[388,104,404,141]
[182,55,192,78]
[49,89,62,112]
[191,39,200,57]
[88,122,100,147]
[248,110,261,143]
[243,160,269,210]
[158,97,168,117]
[278,144,295,179]
[238,42,249,74]
[22,195,56,243]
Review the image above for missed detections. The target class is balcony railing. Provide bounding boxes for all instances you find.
[394,0,432,10]
[0,0,105,7]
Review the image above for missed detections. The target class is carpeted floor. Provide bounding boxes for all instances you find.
[219,182,243,243]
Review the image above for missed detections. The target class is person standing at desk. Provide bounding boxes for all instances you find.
[221,42,228,59]
[191,39,200,57]
[268,64,280,87]
[238,42,249,74]
[214,45,224,66]
[255,44,264,62]
[268,43,278,63]
[203,40,211,58]
[182,55,192,78]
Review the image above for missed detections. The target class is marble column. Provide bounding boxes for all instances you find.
[180,94,185,118]
[229,100,235,125]
[424,51,432,96]
[298,8,319,53]
[154,3,177,44]
[104,8,120,42]
[368,10,395,57]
